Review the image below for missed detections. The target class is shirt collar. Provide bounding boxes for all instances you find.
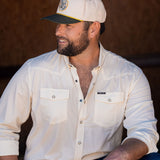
[98,43,106,68]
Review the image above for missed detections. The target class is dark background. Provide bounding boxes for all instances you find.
[0,0,160,157]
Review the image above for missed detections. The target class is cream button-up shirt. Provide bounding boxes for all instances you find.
[0,45,159,160]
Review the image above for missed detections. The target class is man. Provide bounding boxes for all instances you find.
[0,0,159,160]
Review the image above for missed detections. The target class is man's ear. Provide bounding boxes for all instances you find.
[88,22,101,39]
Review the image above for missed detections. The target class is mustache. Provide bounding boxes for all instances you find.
[56,36,69,41]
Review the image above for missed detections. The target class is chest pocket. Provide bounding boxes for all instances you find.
[40,88,69,124]
[94,92,124,128]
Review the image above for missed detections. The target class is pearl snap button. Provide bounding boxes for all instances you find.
[108,98,112,102]
[52,95,56,99]
[78,141,82,145]
[80,121,83,124]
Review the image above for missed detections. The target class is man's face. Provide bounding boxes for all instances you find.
[55,22,89,56]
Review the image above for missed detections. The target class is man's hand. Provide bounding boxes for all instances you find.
[103,138,148,160]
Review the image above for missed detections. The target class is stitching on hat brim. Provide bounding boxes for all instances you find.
[41,13,82,24]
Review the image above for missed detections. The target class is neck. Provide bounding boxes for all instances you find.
[69,43,100,70]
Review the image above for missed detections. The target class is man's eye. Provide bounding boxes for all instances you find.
[66,24,72,27]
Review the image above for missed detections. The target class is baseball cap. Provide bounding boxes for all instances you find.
[42,0,106,24]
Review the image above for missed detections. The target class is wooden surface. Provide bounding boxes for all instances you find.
[0,0,160,66]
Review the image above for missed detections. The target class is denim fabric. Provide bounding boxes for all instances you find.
[140,152,160,160]
[95,152,160,160]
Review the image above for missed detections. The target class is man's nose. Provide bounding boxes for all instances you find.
[55,24,66,36]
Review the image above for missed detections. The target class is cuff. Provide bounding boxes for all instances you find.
[0,140,19,156]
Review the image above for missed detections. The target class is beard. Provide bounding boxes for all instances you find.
[56,31,89,57]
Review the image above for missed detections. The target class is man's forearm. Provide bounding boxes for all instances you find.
[121,138,148,159]
[0,155,18,160]
[104,138,148,160]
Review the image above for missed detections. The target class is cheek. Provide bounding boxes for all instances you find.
[67,29,85,43]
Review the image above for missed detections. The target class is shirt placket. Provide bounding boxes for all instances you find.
[69,65,86,160]
[69,64,101,160]
[74,97,90,160]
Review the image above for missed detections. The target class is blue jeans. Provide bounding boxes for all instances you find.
[95,152,160,160]
[140,152,160,160]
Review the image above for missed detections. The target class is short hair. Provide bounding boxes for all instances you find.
[83,21,105,35]
[100,23,105,35]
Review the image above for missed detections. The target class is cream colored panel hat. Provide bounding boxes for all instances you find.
[42,0,106,24]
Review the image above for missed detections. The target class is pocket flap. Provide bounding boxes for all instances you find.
[40,88,69,100]
[95,92,124,103]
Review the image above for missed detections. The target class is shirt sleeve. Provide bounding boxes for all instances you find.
[0,61,31,156]
[123,68,159,153]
